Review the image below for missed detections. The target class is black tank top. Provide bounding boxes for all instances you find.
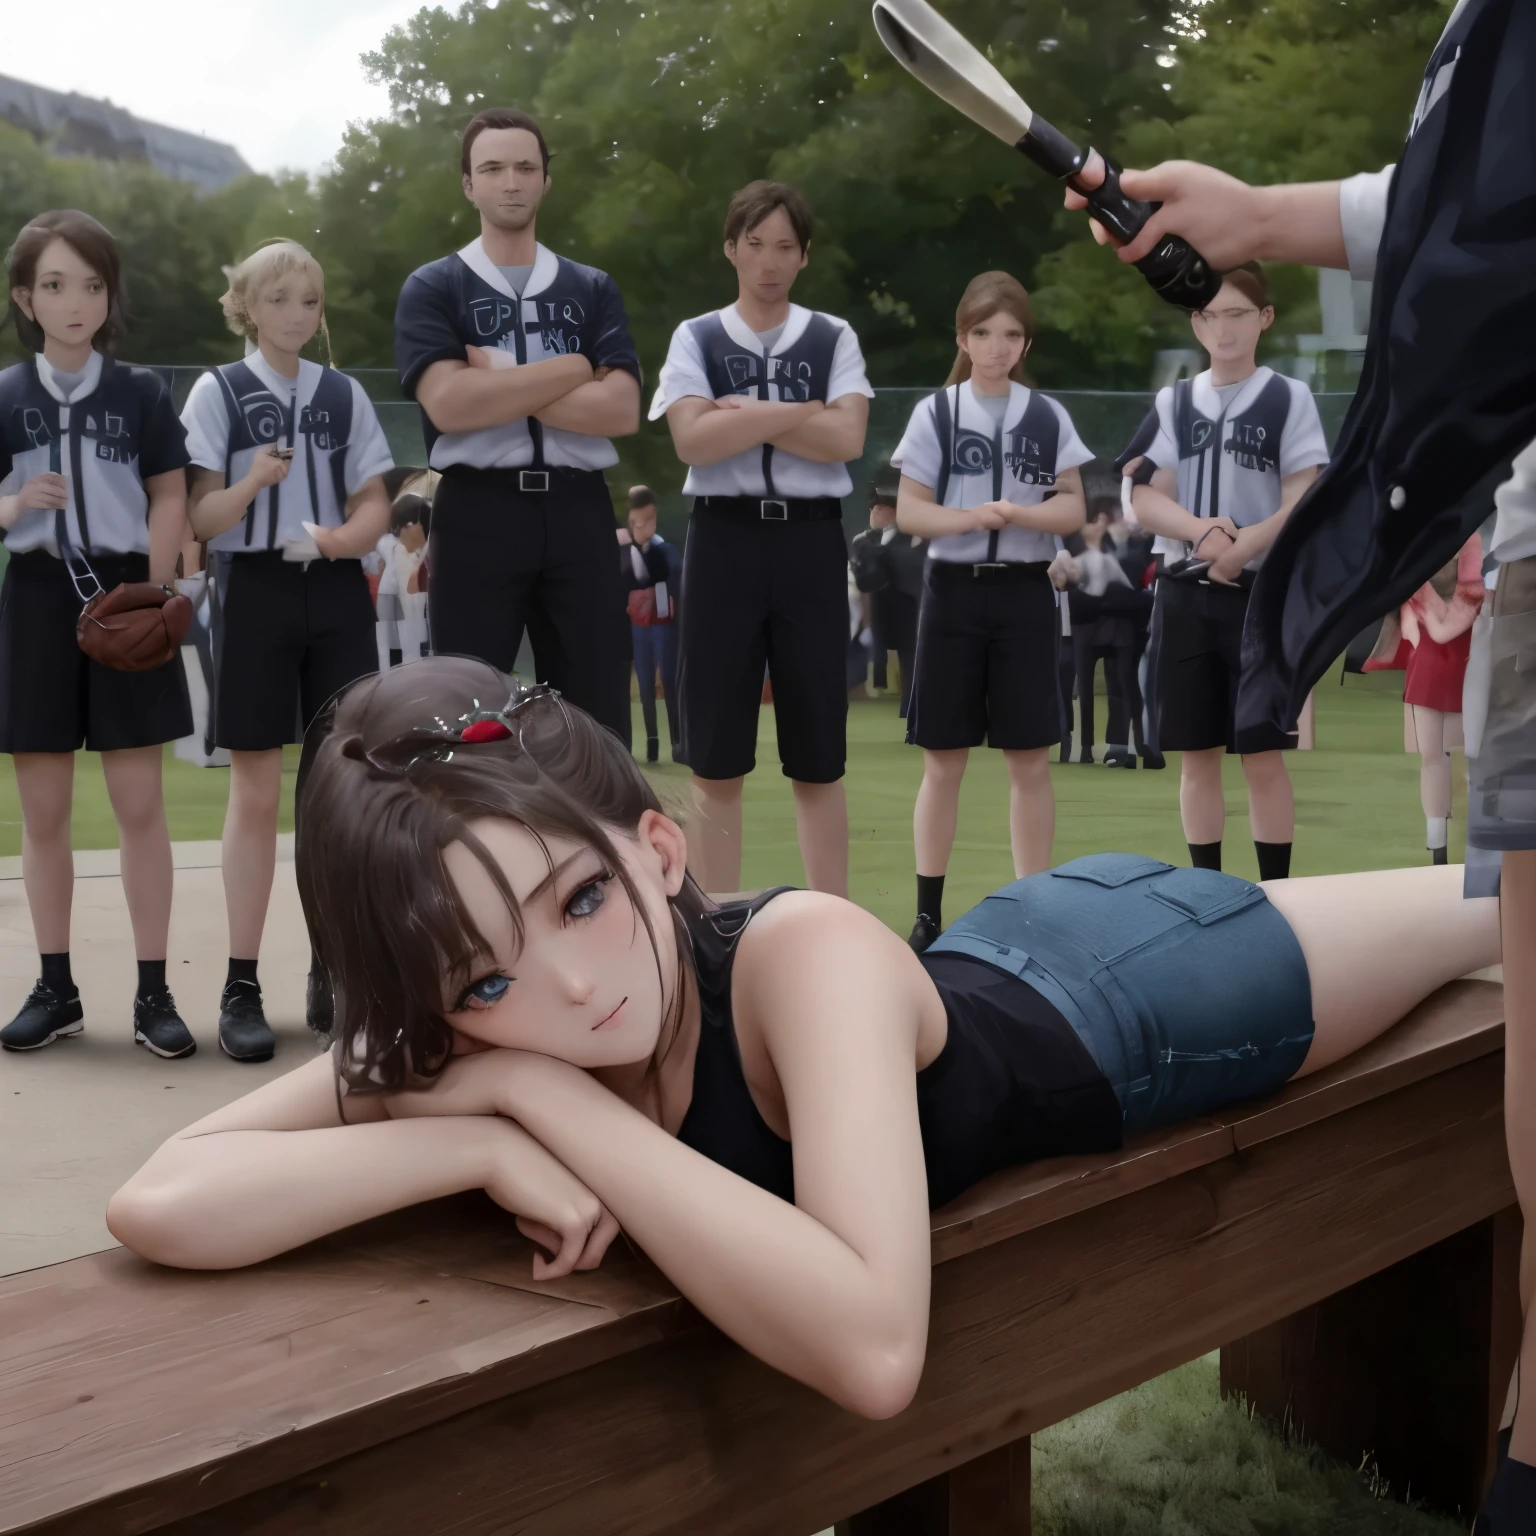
[676,891,1123,1210]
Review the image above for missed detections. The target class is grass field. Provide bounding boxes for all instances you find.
[0,663,1480,1530]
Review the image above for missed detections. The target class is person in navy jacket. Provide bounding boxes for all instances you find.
[394,108,641,745]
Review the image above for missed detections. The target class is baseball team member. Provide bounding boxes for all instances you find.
[850,486,924,718]
[618,485,684,764]
[1119,262,1327,879]
[183,239,394,1060]
[651,180,872,897]
[893,271,1089,951]
[395,108,641,745]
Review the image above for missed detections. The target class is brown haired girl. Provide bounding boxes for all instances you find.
[111,658,1500,1419]
[0,210,197,1057]
[890,272,1090,951]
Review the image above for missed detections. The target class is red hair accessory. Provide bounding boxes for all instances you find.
[459,718,514,743]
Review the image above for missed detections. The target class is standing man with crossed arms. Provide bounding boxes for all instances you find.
[394,108,641,743]
[651,181,872,897]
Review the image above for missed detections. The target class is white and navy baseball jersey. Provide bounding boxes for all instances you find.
[394,238,640,474]
[891,381,1093,564]
[0,351,189,558]
[648,303,873,499]
[182,354,394,555]
[1122,367,1329,566]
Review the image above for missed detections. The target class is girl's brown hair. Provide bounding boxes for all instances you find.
[297,656,709,1094]
[1215,260,1272,313]
[4,209,125,354]
[944,271,1034,387]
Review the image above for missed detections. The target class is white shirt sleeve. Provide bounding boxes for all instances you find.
[342,380,396,493]
[647,322,713,420]
[1279,384,1331,475]
[180,371,231,474]
[1339,166,1395,282]
[890,395,942,491]
[826,322,876,401]
[1048,398,1094,473]
[1143,388,1179,471]
[1492,437,1536,564]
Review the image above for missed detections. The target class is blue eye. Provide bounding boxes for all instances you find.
[460,973,511,1011]
[566,874,611,920]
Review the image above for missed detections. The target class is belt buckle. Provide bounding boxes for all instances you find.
[972,561,1007,575]
[519,470,550,493]
[760,499,789,521]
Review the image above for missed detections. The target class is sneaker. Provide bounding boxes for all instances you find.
[1139,747,1168,770]
[133,988,196,1058]
[908,913,940,954]
[1077,745,1096,764]
[0,982,84,1051]
[1102,747,1138,769]
[306,967,335,1039]
[218,979,276,1062]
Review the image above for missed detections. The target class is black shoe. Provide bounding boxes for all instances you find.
[0,982,84,1051]
[1139,748,1167,770]
[1473,1452,1536,1534]
[1077,746,1095,764]
[1431,845,1449,866]
[1102,747,1138,769]
[1058,734,1073,764]
[218,979,276,1062]
[908,913,940,954]
[306,967,335,1040]
[646,737,660,764]
[133,988,196,1058]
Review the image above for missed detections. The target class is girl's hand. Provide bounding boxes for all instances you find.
[17,472,68,511]
[968,501,1009,532]
[1205,529,1249,586]
[245,447,291,493]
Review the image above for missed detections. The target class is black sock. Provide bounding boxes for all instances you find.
[136,959,166,1000]
[226,957,259,990]
[1254,841,1293,881]
[916,873,946,925]
[388,648,403,668]
[40,952,75,997]
[1189,841,1222,872]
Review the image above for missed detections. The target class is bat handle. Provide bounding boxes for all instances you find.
[1018,123,1222,311]
[1084,158,1222,311]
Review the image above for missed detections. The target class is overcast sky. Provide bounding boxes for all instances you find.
[6,0,430,176]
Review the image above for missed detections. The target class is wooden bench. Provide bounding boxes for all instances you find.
[0,979,1517,1535]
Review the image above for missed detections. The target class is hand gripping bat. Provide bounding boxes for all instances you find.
[872,0,1222,310]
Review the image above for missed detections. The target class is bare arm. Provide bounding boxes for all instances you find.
[765,393,870,464]
[1130,467,1233,547]
[312,473,393,561]
[107,1052,618,1274]
[187,452,289,543]
[1228,466,1321,563]
[1064,157,1349,270]
[145,469,189,585]
[390,897,936,1419]
[415,353,593,436]
[895,473,1003,541]
[664,395,821,467]
[1003,465,1087,536]
[534,367,641,439]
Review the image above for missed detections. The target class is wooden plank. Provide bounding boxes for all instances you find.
[118,1055,1510,1536]
[835,1439,1031,1534]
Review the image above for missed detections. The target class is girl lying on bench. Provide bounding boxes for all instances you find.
[110,657,1501,1419]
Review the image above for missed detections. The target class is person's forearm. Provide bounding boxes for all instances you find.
[321,481,392,560]
[497,1057,927,1418]
[1129,484,1204,544]
[535,370,641,437]
[669,401,821,466]
[189,476,261,542]
[147,490,188,585]
[769,405,868,464]
[106,1116,505,1269]
[0,495,23,531]
[1251,182,1349,269]
[421,354,592,435]
[1010,491,1085,537]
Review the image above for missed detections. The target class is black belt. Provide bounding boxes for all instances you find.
[439,464,603,494]
[693,495,842,523]
[929,559,1052,582]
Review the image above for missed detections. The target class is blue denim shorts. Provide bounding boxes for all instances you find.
[925,853,1315,1136]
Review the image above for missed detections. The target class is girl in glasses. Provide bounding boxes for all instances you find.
[111,657,1500,1418]
[0,211,196,1059]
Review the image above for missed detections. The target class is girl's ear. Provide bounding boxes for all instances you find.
[11,288,34,323]
[955,332,970,358]
[636,808,689,897]
[1260,304,1276,334]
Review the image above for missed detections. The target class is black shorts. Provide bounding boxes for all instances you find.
[427,467,631,745]
[0,549,192,754]
[906,561,1061,752]
[211,552,378,752]
[676,506,848,783]
[1145,577,1294,755]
